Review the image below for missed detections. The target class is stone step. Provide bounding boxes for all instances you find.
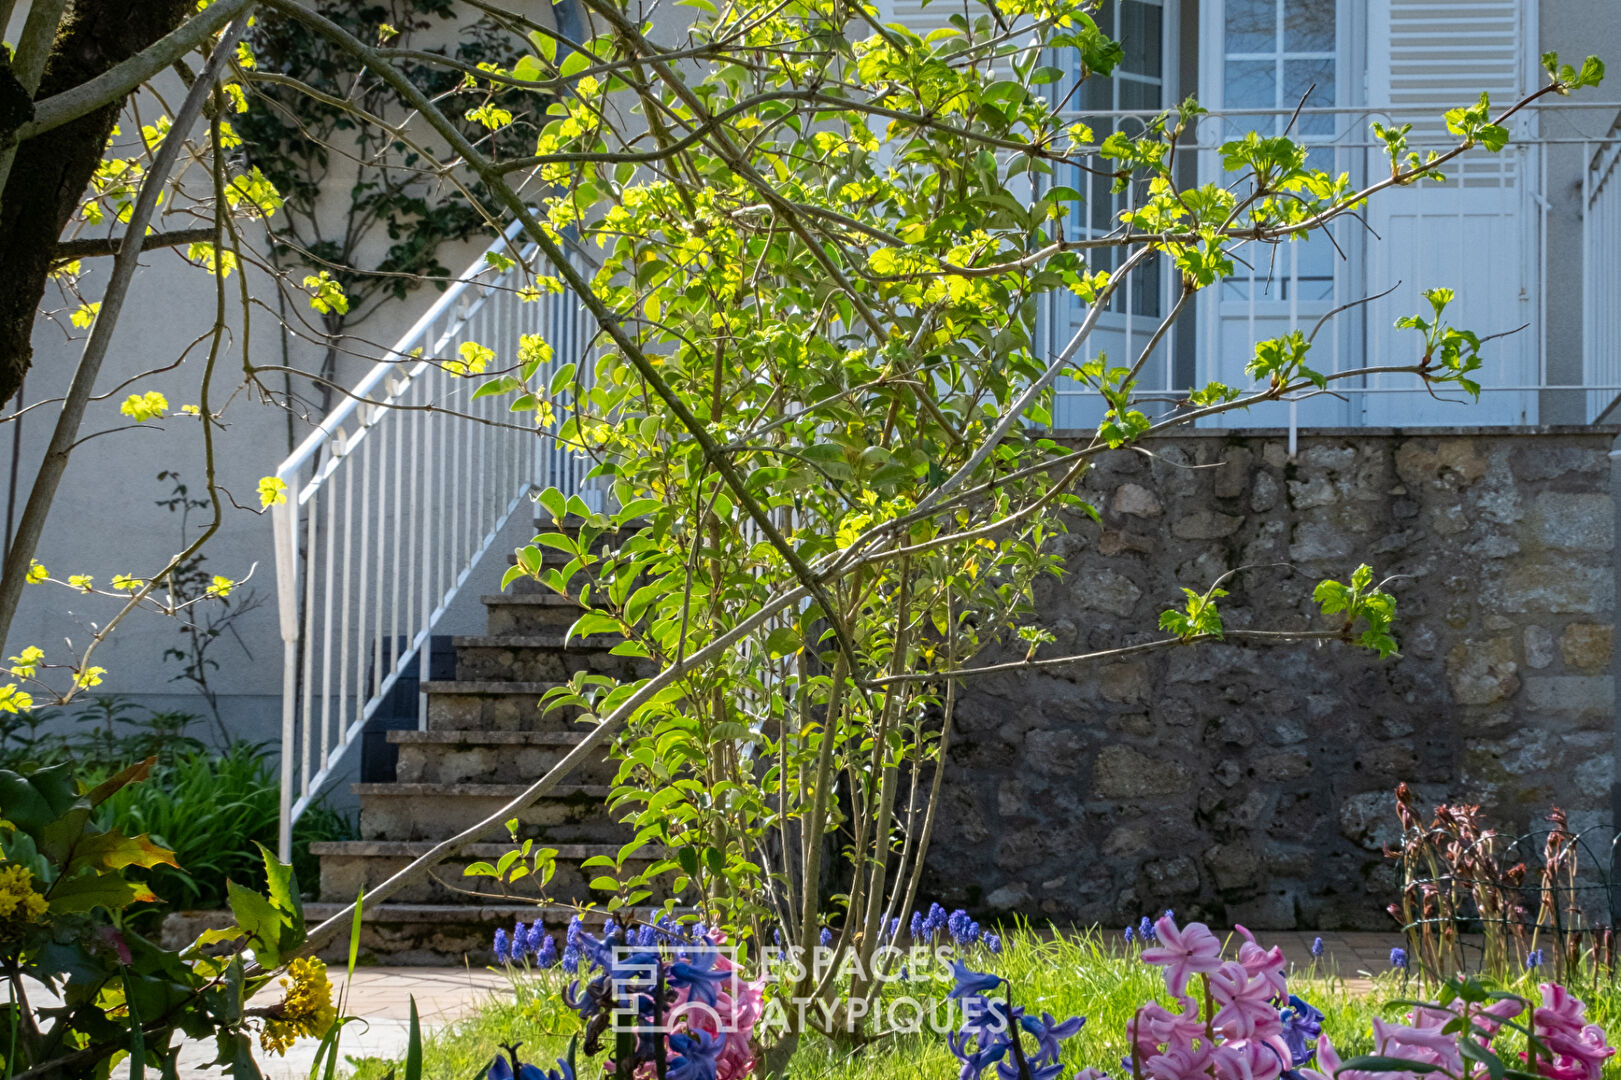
[311,840,667,907]
[453,634,652,683]
[356,781,627,843]
[297,902,671,966]
[390,729,616,785]
[483,592,589,633]
[423,680,591,731]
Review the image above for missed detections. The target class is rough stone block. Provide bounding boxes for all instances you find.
[1173,510,1243,540]
[1559,623,1613,670]
[1445,637,1520,705]
[1092,745,1191,798]
[1525,675,1614,715]
[1112,483,1163,518]
[1534,492,1614,552]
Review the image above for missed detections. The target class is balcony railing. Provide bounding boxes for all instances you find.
[1584,108,1621,424]
[1040,102,1621,431]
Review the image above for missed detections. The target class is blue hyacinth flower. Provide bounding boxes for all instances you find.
[1279,995,1324,1067]
[493,928,511,964]
[667,1029,726,1080]
[948,958,1005,1000]
[669,949,730,1008]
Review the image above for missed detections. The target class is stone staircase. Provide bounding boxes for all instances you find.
[306,519,659,964]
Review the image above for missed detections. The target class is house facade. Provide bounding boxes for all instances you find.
[876,0,1621,431]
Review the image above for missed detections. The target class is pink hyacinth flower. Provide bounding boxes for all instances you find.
[1535,983,1592,1041]
[1373,1016,1466,1075]
[1210,1038,1287,1080]
[1143,996,1206,1051]
[1143,1043,1213,1080]
[1535,1023,1615,1080]
[1232,925,1288,1000]
[1209,962,1281,1041]
[1140,915,1224,997]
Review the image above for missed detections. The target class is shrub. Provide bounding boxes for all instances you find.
[95,741,354,912]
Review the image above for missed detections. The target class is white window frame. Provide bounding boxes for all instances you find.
[1195,0,1365,425]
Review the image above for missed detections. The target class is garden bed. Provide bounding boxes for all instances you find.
[335,924,1621,1080]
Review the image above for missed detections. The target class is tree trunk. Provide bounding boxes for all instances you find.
[0,0,195,408]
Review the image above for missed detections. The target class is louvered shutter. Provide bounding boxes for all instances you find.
[1362,0,1537,425]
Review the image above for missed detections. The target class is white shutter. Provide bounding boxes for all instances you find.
[1369,0,1526,184]
[1363,0,1536,426]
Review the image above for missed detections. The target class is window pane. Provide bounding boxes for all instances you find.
[1120,1,1163,78]
[1225,0,1275,53]
[1132,250,1163,317]
[1225,59,1276,108]
[1284,57,1337,133]
[1289,236,1337,301]
[1119,77,1161,112]
[1284,0,1335,53]
[1079,67,1114,111]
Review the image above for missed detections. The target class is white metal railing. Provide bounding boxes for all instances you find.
[272,222,595,857]
[1584,110,1621,423]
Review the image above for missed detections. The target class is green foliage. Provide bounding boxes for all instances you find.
[236,0,531,329]
[1158,586,1226,641]
[1246,330,1325,391]
[0,696,205,774]
[1542,51,1607,94]
[1395,287,1485,399]
[94,742,355,915]
[1314,564,1400,659]
[0,759,314,1077]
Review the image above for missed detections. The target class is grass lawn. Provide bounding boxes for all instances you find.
[337,928,1621,1079]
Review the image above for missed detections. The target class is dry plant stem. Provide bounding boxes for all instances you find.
[0,14,252,670]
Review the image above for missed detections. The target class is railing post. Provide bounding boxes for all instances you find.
[272,484,300,863]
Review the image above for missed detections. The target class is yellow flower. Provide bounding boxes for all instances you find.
[0,864,47,927]
[119,391,168,422]
[0,685,33,714]
[449,341,494,377]
[24,560,47,585]
[259,957,337,1056]
[258,476,288,508]
[75,667,106,689]
[68,574,94,592]
[206,575,234,598]
[8,646,43,679]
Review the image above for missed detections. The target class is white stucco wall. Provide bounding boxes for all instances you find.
[0,3,573,804]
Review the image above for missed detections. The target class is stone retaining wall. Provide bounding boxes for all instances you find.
[922,427,1619,930]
